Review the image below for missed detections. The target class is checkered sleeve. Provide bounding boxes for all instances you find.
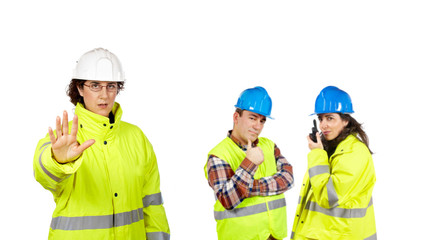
[206,155,258,210]
[250,144,294,197]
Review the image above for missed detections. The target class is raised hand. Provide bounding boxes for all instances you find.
[48,111,95,163]
[246,138,264,166]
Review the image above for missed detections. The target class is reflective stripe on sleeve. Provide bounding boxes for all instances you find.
[214,198,286,220]
[39,142,62,182]
[308,165,339,208]
[143,192,163,207]
[308,165,330,178]
[305,198,373,219]
[326,177,339,208]
[364,233,377,240]
[146,232,170,240]
[50,207,144,230]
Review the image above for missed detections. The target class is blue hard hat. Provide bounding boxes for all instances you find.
[312,86,354,115]
[235,86,273,119]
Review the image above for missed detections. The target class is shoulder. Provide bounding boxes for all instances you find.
[334,135,372,166]
[119,121,152,143]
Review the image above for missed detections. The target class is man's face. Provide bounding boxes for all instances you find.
[232,110,266,145]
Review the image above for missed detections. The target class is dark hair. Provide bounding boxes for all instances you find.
[66,79,125,105]
[321,113,373,157]
[235,108,244,116]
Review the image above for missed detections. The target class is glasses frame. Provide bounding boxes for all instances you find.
[83,83,119,92]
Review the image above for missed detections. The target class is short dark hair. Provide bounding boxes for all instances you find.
[66,79,125,105]
[235,108,244,116]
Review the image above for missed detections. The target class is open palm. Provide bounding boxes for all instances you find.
[48,111,95,163]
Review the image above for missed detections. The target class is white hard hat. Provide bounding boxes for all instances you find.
[72,48,125,82]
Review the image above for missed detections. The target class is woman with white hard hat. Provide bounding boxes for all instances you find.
[33,48,170,240]
[290,86,377,240]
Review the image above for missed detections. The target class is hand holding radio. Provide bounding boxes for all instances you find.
[308,119,323,150]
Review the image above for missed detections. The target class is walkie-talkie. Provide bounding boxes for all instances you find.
[309,119,318,142]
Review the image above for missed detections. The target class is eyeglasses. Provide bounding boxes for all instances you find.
[83,83,118,92]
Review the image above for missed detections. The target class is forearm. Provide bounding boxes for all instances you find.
[250,155,294,197]
[33,137,82,195]
[207,156,257,210]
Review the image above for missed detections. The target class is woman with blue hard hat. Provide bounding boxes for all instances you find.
[290,86,377,240]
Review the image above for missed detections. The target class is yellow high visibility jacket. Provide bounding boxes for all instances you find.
[205,137,287,240]
[291,135,376,240]
[33,103,170,240]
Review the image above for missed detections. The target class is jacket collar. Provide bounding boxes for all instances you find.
[74,102,122,138]
[331,134,358,157]
[227,130,259,151]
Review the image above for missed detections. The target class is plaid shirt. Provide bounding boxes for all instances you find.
[206,131,294,210]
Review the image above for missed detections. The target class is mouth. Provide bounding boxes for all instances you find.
[98,103,108,109]
[248,130,259,136]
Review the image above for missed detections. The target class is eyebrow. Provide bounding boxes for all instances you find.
[249,113,266,120]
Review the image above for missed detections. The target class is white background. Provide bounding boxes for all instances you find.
[1,1,436,239]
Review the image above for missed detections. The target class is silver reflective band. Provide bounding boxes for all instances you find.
[291,231,376,239]
[39,142,62,182]
[308,165,339,208]
[51,207,143,230]
[305,198,373,219]
[214,198,286,220]
[326,177,339,208]
[364,233,377,240]
[308,165,330,178]
[143,192,164,207]
[146,232,171,240]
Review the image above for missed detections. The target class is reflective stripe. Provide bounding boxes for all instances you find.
[305,198,373,218]
[143,192,163,207]
[39,142,62,182]
[292,231,376,239]
[327,177,339,208]
[308,165,338,207]
[269,198,286,210]
[214,198,286,220]
[51,207,143,230]
[146,232,170,240]
[364,232,377,240]
[308,165,330,178]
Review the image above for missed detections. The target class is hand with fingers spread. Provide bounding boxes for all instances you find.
[307,131,324,151]
[245,138,264,166]
[48,111,95,163]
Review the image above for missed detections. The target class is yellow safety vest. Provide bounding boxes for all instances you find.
[205,137,287,240]
[33,103,170,240]
[291,135,377,240]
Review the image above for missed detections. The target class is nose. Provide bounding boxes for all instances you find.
[99,86,109,98]
[253,120,263,131]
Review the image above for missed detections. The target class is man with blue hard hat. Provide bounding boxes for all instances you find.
[204,86,294,240]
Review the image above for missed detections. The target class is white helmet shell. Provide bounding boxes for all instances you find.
[72,48,125,82]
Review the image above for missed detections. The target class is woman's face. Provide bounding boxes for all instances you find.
[318,113,349,141]
[78,81,118,117]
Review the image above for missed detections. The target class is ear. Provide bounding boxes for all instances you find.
[77,84,84,97]
[233,112,239,125]
[343,120,349,127]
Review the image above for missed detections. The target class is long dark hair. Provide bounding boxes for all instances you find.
[321,113,372,157]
